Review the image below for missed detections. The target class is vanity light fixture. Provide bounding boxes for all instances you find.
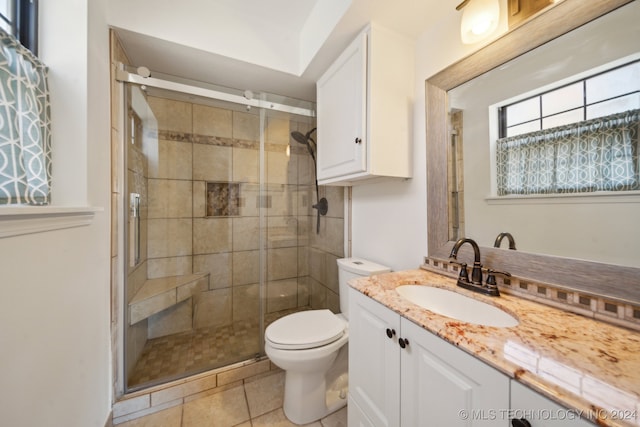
[457,0,500,44]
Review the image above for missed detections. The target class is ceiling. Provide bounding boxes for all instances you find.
[111,0,454,102]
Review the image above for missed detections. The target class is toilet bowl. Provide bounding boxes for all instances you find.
[265,258,390,425]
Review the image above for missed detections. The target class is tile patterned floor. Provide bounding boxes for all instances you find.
[118,371,348,427]
[129,320,261,388]
[129,308,308,388]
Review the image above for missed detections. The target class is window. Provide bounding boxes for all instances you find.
[495,60,640,196]
[499,60,640,138]
[0,0,38,55]
[0,12,49,206]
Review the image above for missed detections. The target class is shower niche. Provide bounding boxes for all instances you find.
[118,74,346,392]
[206,182,241,217]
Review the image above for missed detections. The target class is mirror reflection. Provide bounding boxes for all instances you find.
[448,5,640,268]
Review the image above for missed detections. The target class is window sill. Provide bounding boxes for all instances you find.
[485,190,640,205]
[0,206,102,238]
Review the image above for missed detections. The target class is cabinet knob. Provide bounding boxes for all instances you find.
[399,338,409,348]
[511,418,532,427]
[354,137,362,144]
[385,328,396,338]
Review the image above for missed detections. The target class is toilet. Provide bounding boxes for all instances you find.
[265,257,391,425]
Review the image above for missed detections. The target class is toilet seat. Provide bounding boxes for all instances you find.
[266,310,345,350]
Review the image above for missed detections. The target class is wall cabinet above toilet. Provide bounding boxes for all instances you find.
[316,23,414,186]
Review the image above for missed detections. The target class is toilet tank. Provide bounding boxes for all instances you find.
[337,258,391,319]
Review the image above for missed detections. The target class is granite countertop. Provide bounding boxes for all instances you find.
[349,269,640,427]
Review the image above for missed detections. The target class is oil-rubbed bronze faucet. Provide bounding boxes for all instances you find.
[494,232,516,250]
[449,238,483,284]
[449,238,510,297]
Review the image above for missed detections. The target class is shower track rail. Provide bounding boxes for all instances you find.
[115,65,316,118]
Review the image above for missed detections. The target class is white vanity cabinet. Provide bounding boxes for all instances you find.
[348,287,401,427]
[316,23,413,186]
[510,381,595,426]
[348,288,510,426]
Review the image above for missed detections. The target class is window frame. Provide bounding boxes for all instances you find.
[0,0,98,236]
[0,0,38,55]
[498,58,640,138]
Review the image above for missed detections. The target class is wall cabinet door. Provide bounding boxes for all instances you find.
[316,31,367,182]
[510,381,595,426]
[348,289,401,427]
[316,23,413,186]
[401,318,510,427]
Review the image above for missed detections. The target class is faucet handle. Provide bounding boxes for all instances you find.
[459,263,469,281]
[485,269,511,287]
[449,260,469,282]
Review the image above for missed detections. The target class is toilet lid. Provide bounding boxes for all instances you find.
[266,309,345,350]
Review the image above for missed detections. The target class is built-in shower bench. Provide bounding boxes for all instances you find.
[128,273,209,324]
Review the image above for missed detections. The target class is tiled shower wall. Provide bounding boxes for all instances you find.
[309,185,346,313]
[136,94,321,335]
[132,92,346,347]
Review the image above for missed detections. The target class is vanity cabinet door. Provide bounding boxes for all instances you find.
[510,381,595,426]
[349,288,401,427]
[348,395,377,427]
[401,318,510,426]
[316,30,367,182]
[350,288,510,427]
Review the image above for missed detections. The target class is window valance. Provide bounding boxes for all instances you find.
[496,109,639,195]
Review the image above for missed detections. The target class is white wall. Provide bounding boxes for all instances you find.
[350,4,503,271]
[108,0,347,76]
[0,0,112,426]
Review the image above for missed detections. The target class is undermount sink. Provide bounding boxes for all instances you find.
[395,285,519,327]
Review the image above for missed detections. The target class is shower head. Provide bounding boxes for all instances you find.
[291,127,316,146]
[290,128,317,163]
[290,130,308,145]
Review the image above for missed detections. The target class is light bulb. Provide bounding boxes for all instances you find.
[460,0,500,44]
[471,17,492,35]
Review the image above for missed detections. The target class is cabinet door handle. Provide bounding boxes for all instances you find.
[354,137,362,144]
[385,328,396,338]
[511,418,532,427]
[399,338,409,348]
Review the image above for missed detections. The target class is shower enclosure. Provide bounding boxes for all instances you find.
[120,72,345,391]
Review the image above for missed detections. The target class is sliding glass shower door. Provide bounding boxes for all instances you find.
[122,81,317,391]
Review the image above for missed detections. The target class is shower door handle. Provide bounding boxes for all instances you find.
[129,193,141,267]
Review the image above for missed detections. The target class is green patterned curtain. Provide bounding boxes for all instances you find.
[496,109,639,195]
[0,29,51,205]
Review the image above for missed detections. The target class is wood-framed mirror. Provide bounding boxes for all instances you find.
[425,0,640,303]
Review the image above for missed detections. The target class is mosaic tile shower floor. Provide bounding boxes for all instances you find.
[129,320,261,388]
[128,308,308,389]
